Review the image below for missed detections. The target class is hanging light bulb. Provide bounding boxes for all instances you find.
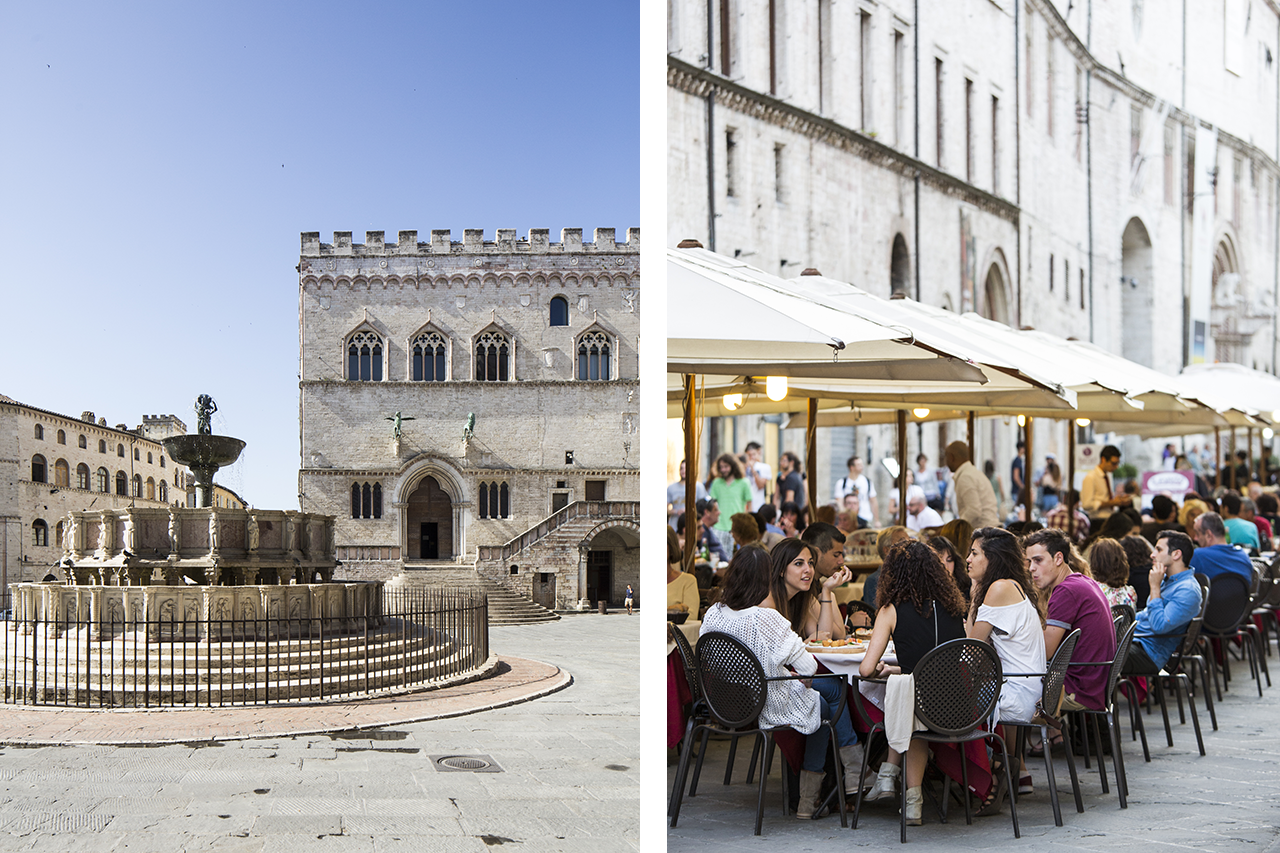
[1017,414,1026,427]
[1272,410,1280,423]
[766,376,788,401]
[723,393,743,411]
[1265,427,1275,441]
[912,407,930,419]
[1075,418,1091,427]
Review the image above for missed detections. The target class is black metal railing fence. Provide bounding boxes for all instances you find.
[0,587,487,708]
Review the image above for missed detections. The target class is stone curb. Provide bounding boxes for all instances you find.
[0,654,570,746]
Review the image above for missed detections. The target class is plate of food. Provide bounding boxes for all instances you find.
[806,637,869,654]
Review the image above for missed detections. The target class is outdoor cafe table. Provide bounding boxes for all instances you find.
[831,583,866,606]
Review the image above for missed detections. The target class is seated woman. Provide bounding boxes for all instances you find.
[770,537,851,642]
[858,540,968,824]
[928,534,969,602]
[1090,537,1137,610]
[701,543,867,818]
[666,527,700,615]
[965,527,1046,814]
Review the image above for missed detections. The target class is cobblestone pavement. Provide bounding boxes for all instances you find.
[668,654,1280,852]
[0,614,639,852]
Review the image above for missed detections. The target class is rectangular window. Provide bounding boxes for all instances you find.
[860,11,873,130]
[991,95,999,194]
[1049,253,1055,292]
[1045,38,1056,140]
[719,0,732,75]
[935,58,945,168]
[1164,121,1176,206]
[1064,258,1070,302]
[818,0,832,114]
[585,480,607,501]
[964,79,974,182]
[774,143,785,202]
[725,128,737,197]
[893,31,905,147]
[1080,267,1086,309]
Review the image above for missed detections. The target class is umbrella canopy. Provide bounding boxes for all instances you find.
[1178,362,1280,423]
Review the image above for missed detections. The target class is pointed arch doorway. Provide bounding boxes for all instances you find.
[406,476,453,560]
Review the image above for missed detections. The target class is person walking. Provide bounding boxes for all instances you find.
[624,584,634,615]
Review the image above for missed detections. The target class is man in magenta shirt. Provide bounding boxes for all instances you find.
[1025,528,1118,711]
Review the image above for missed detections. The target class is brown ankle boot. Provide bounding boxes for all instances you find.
[796,770,825,819]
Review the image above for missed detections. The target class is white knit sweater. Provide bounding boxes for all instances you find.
[700,603,821,734]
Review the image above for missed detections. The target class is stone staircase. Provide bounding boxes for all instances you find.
[389,566,559,625]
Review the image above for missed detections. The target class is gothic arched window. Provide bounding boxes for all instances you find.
[34,424,43,440]
[146,477,156,500]
[116,471,128,495]
[31,455,47,483]
[550,295,569,326]
[479,481,511,519]
[347,330,384,381]
[54,458,69,488]
[32,519,47,547]
[132,474,142,497]
[76,463,90,490]
[412,331,448,381]
[475,330,511,381]
[351,481,383,519]
[577,331,612,380]
[96,467,109,492]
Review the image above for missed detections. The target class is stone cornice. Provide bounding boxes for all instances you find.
[668,58,1021,225]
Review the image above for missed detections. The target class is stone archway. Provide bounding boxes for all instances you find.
[1121,217,1154,367]
[576,519,639,608]
[890,233,911,296]
[981,253,1011,325]
[405,476,453,560]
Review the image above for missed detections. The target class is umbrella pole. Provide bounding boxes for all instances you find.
[806,398,818,513]
[1024,416,1035,523]
[1249,427,1255,483]
[967,411,976,459]
[1215,427,1222,490]
[1067,420,1077,540]
[683,374,697,571]
[898,409,908,527]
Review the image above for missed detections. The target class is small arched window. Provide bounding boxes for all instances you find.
[54,459,69,488]
[34,424,43,440]
[132,474,142,497]
[78,434,87,449]
[117,444,124,457]
[147,452,153,464]
[98,439,107,453]
[550,296,569,326]
[116,471,128,495]
[159,481,168,503]
[134,447,140,461]
[577,331,612,380]
[31,455,47,483]
[351,481,383,519]
[57,430,66,445]
[475,330,511,381]
[347,330,384,381]
[160,456,165,468]
[76,463,90,490]
[96,467,109,492]
[55,520,64,549]
[32,519,48,547]
[146,477,156,500]
[478,481,511,519]
[411,331,448,381]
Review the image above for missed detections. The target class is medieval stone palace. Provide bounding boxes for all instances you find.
[297,227,639,610]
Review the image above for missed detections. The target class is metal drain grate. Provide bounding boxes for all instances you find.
[430,754,503,773]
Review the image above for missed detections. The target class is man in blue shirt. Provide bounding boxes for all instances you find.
[1220,492,1261,550]
[1190,511,1255,581]
[1125,530,1203,674]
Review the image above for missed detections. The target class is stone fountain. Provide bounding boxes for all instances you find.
[164,394,245,508]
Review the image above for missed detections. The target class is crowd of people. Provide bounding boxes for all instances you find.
[670,437,1279,827]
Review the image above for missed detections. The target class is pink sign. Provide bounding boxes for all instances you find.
[1140,470,1196,508]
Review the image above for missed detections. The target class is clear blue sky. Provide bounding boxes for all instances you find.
[0,1,640,510]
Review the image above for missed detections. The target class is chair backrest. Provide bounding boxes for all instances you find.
[670,624,701,699]
[912,638,1002,737]
[844,599,876,632]
[1111,603,1136,631]
[1041,628,1082,713]
[1203,572,1253,635]
[695,631,768,730]
[1102,621,1138,709]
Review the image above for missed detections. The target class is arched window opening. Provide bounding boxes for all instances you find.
[117,444,124,457]
[550,296,569,326]
[96,467,108,492]
[479,482,491,519]
[134,448,140,461]
[347,330,384,381]
[57,430,66,445]
[98,439,107,453]
[362,482,371,518]
[160,455,165,467]
[54,459,69,488]
[32,520,48,547]
[159,481,168,503]
[116,471,128,496]
[475,330,510,381]
[577,331,612,380]
[55,521,64,549]
[34,424,43,440]
[146,477,156,500]
[78,434,87,449]
[132,474,142,497]
[31,455,47,483]
[373,483,382,518]
[412,331,448,381]
[76,463,90,490]
[479,481,511,519]
[890,233,911,296]
[147,452,153,464]
[351,483,361,519]
[499,482,510,518]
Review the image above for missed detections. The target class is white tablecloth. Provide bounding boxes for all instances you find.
[666,619,701,656]
[811,644,897,710]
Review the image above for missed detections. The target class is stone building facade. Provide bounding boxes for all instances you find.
[668,0,1280,501]
[0,396,186,590]
[297,227,640,609]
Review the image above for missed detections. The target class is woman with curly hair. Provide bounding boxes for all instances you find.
[768,537,850,641]
[701,544,867,818]
[965,526,1046,814]
[1091,537,1138,610]
[858,540,967,821]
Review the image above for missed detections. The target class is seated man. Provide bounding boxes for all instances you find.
[1124,530,1203,674]
[1189,511,1255,581]
[1141,494,1183,546]
[800,522,851,638]
[1025,529,1117,711]
[1220,492,1261,551]
[676,500,728,564]
[905,485,943,532]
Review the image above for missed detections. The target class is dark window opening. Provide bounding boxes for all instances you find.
[585,480,607,501]
[31,456,46,483]
[33,520,47,547]
[550,296,569,326]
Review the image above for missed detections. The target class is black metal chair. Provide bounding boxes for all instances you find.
[669,631,850,835]
[844,599,876,632]
[1126,588,1211,755]
[899,638,1019,843]
[667,625,760,816]
[1111,604,1136,635]
[1201,572,1267,699]
[1001,629,1083,827]
[1070,621,1137,809]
